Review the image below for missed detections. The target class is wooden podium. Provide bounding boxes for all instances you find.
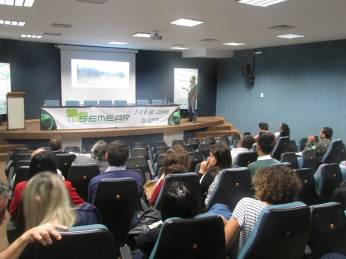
[7,92,26,130]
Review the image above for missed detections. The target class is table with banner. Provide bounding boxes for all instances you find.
[40,105,181,130]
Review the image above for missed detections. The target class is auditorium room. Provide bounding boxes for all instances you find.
[1,0,346,258]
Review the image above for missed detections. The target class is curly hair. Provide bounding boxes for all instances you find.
[253,165,302,204]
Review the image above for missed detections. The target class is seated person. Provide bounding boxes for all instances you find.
[135,181,201,257]
[303,127,333,162]
[0,181,67,259]
[231,135,255,166]
[274,122,290,139]
[49,136,65,154]
[9,150,84,217]
[254,122,270,142]
[248,132,280,178]
[224,165,302,251]
[88,140,144,203]
[199,145,232,205]
[149,146,187,206]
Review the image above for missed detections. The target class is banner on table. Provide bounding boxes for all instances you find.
[40,106,180,130]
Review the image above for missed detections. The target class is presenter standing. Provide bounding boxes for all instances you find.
[184,76,198,122]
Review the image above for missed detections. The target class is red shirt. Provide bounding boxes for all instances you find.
[9,180,85,216]
[149,179,164,206]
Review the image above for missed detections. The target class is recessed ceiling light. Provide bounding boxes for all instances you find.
[170,45,188,50]
[277,34,304,39]
[21,34,42,39]
[0,19,25,27]
[171,18,204,27]
[223,42,245,46]
[109,41,128,45]
[237,0,287,7]
[0,0,35,7]
[131,32,152,38]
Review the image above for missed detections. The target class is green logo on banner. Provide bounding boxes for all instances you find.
[66,108,130,123]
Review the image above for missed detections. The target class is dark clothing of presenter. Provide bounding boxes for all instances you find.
[188,84,197,122]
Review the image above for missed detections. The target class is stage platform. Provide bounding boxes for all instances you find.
[0,116,239,154]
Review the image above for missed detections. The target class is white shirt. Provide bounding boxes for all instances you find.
[231,147,250,166]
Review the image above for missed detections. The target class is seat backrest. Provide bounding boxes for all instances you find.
[204,136,216,145]
[55,153,77,179]
[13,165,30,188]
[294,168,318,205]
[230,133,241,147]
[125,156,149,182]
[233,151,258,167]
[314,163,343,198]
[114,100,127,106]
[218,135,230,145]
[309,202,346,258]
[272,136,291,161]
[281,152,299,169]
[99,100,113,106]
[67,164,100,201]
[154,173,201,209]
[84,100,98,106]
[207,168,252,211]
[13,153,31,165]
[133,142,147,149]
[238,202,311,259]
[172,139,185,147]
[302,150,317,171]
[31,224,117,259]
[93,178,140,246]
[65,100,80,106]
[290,140,298,153]
[155,154,166,176]
[153,146,170,162]
[187,138,200,150]
[149,215,225,259]
[187,152,204,172]
[322,139,346,164]
[64,146,81,153]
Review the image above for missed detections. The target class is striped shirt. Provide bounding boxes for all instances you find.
[232,197,268,249]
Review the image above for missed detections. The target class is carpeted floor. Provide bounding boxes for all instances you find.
[0,161,9,252]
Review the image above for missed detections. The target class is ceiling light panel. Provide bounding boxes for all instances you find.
[277,34,304,39]
[171,18,204,27]
[223,42,245,46]
[132,32,152,38]
[0,19,25,26]
[170,45,188,50]
[237,0,287,7]
[109,41,128,45]
[21,34,42,38]
[0,0,35,7]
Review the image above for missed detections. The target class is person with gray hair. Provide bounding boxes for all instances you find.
[91,140,109,173]
[0,181,67,259]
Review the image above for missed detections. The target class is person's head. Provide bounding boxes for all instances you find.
[239,135,255,150]
[0,181,9,225]
[243,132,252,137]
[280,123,290,137]
[320,127,333,140]
[23,172,76,230]
[162,148,187,176]
[190,76,196,85]
[257,132,275,155]
[49,136,63,151]
[258,122,269,132]
[91,140,108,161]
[29,150,57,177]
[106,140,129,166]
[331,182,346,210]
[160,181,201,220]
[209,144,232,170]
[253,165,302,204]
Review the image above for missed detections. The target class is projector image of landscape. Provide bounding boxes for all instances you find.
[71,59,130,88]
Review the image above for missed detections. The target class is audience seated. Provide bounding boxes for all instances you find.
[201,145,232,205]
[304,126,333,162]
[135,181,201,257]
[49,136,65,153]
[231,135,255,165]
[90,140,109,173]
[88,140,144,203]
[248,133,280,177]
[274,122,290,139]
[1,181,66,259]
[224,165,302,251]
[149,145,187,206]
[254,122,270,142]
[9,150,84,217]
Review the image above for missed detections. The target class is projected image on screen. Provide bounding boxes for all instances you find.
[174,68,198,109]
[71,59,130,88]
[0,63,11,115]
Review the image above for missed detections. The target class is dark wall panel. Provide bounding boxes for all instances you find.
[216,40,346,141]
